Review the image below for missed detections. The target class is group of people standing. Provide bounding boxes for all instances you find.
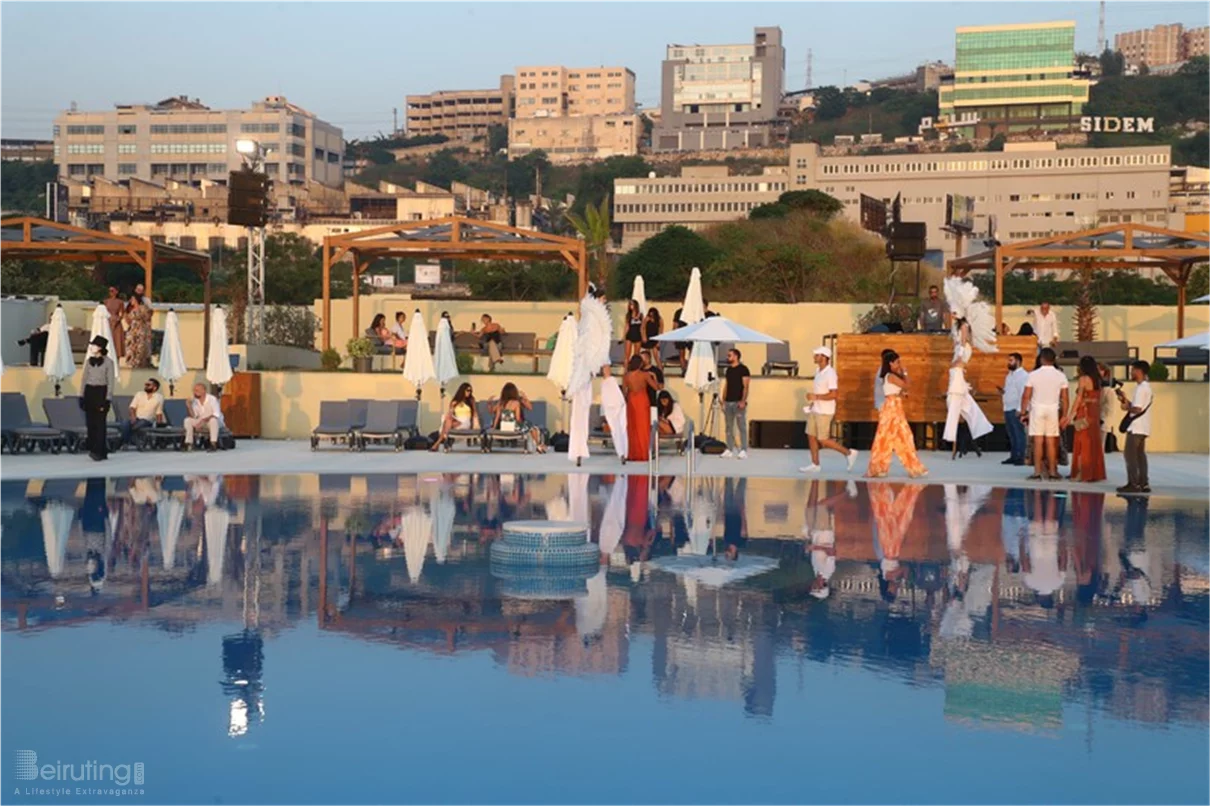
[103,284,154,369]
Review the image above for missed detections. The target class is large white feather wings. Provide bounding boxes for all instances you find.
[944,275,997,353]
[567,293,613,396]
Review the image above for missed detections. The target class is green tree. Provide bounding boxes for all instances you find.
[778,189,843,219]
[457,259,576,300]
[986,133,1006,151]
[570,155,651,216]
[813,86,846,121]
[564,195,612,287]
[1189,264,1209,298]
[486,124,508,154]
[1,161,57,214]
[612,226,722,300]
[1099,48,1125,77]
[0,259,106,299]
[749,202,790,220]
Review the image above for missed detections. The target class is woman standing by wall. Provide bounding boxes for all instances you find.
[124,292,153,368]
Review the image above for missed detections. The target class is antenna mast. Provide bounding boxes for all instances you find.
[1097,0,1107,54]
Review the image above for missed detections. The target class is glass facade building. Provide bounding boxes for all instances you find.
[938,22,1090,138]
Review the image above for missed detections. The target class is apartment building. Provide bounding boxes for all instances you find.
[612,165,789,250]
[654,27,786,152]
[508,114,641,165]
[405,76,515,142]
[1169,165,1209,234]
[788,141,1172,260]
[1115,23,1210,71]
[937,21,1091,139]
[53,95,344,201]
[1,138,54,162]
[513,66,635,118]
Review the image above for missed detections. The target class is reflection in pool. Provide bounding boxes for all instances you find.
[2,473,1208,804]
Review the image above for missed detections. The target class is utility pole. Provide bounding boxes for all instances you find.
[393,107,398,135]
[806,48,813,90]
[1097,0,1106,54]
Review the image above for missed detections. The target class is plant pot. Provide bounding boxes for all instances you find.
[353,356,373,373]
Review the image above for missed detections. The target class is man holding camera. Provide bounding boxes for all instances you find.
[1116,361,1153,495]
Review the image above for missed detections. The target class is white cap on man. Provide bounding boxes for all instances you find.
[813,346,832,359]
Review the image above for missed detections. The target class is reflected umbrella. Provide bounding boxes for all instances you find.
[205,505,230,587]
[598,478,627,559]
[429,487,455,565]
[40,501,74,578]
[401,506,432,583]
[157,494,185,570]
[575,568,608,637]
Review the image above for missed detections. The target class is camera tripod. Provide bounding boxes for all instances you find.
[698,372,724,440]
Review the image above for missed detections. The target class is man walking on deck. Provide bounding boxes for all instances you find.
[801,347,858,473]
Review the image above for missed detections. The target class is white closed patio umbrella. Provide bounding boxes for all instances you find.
[429,487,456,565]
[158,308,188,395]
[433,314,459,399]
[206,305,233,390]
[40,501,74,578]
[680,267,706,325]
[631,275,648,315]
[205,504,230,587]
[157,494,186,570]
[402,309,436,432]
[89,303,119,379]
[401,506,433,583]
[43,304,75,396]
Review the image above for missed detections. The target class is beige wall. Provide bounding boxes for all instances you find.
[396,195,456,221]
[508,114,640,164]
[3,362,1205,453]
[513,66,634,119]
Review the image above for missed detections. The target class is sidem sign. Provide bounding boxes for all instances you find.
[1080,116,1155,133]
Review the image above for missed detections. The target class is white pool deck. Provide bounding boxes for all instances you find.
[2,440,1207,498]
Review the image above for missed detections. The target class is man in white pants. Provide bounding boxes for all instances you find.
[801,347,858,472]
[1019,347,1069,481]
[184,382,224,451]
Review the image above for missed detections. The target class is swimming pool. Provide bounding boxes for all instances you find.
[2,473,1207,804]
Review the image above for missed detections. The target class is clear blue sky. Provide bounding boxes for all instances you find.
[2,1,1207,140]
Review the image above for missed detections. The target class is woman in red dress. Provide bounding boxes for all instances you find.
[622,355,659,462]
[1066,356,1107,482]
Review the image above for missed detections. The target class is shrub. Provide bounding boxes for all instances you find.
[1148,360,1170,381]
[456,352,475,375]
[346,337,375,358]
[263,306,320,350]
[320,348,341,371]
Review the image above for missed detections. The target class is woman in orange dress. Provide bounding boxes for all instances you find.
[622,355,659,462]
[865,350,928,479]
[1066,355,1106,482]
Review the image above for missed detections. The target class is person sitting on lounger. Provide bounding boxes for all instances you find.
[431,382,479,450]
[490,382,546,453]
[656,390,686,436]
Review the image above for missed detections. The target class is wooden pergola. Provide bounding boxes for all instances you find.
[320,216,587,350]
[947,223,1210,337]
[0,216,214,353]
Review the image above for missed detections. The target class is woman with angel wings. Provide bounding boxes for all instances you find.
[943,276,995,457]
[567,285,627,466]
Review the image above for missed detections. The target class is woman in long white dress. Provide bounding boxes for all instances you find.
[567,285,616,467]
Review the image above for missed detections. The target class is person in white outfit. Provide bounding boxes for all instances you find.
[801,346,858,473]
[184,382,224,451]
[567,284,614,467]
[943,318,994,459]
[1020,347,1069,481]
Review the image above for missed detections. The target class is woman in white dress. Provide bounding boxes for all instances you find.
[567,285,617,467]
[943,317,994,458]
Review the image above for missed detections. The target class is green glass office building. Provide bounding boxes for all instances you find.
[938,21,1090,138]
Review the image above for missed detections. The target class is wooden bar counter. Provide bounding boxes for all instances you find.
[834,334,1036,425]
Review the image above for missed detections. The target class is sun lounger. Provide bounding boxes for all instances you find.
[43,397,122,454]
[761,343,799,376]
[310,401,356,450]
[1,392,65,454]
[356,401,405,451]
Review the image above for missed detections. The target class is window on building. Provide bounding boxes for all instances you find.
[67,164,86,177]
[117,144,136,154]
[118,124,137,135]
[327,151,340,164]
[118,163,137,175]
[290,123,306,138]
[66,125,105,135]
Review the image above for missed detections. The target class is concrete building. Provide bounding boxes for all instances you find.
[937,21,1091,139]
[1169,165,1209,234]
[653,26,786,152]
[513,66,635,118]
[788,140,1172,260]
[870,62,952,94]
[613,165,789,250]
[1,138,54,162]
[1115,23,1210,71]
[405,76,515,142]
[508,113,641,164]
[53,95,344,202]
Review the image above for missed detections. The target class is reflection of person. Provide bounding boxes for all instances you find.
[124,292,153,368]
[621,474,654,565]
[80,335,115,461]
[80,478,109,594]
[1020,347,1069,481]
[802,346,858,473]
[103,286,126,359]
[870,482,923,602]
[1066,356,1106,482]
[722,477,747,560]
[866,351,927,479]
[1000,487,1028,573]
[1021,489,1066,608]
[623,356,658,461]
[1115,361,1153,494]
[804,480,844,600]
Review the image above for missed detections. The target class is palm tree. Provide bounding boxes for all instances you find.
[1075,265,1098,342]
[565,195,612,288]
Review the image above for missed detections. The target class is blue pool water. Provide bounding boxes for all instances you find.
[2,473,1207,805]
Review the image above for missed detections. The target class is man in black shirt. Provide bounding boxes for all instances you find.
[640,349,664,406]
[721,348,751,458]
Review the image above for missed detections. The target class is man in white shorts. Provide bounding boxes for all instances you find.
[801,346,858,473]
[1019,347,1069,481]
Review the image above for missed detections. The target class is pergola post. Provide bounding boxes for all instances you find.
[321,240,332,351]
[203,266,212,361]
[993,245,1003,331]
[144,244,154,299]
[351,253,362,344]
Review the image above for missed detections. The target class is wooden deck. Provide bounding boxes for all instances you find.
[834,334,1036,425]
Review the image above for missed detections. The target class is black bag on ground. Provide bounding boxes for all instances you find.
[699,437,727,455]
[405,434,432,450]
[549,432,569,453]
